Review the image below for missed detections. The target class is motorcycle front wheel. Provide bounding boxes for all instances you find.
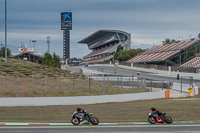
[148,116,156,124]
[90,117,99,125]
[165,116,173,124]
[71,118,80,125]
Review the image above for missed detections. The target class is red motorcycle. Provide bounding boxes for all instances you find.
[148,112,172,124]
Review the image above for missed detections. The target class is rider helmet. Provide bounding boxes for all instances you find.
[151,107,156,111]
[77,107,82,112]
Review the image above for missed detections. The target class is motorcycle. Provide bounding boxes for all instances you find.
[71,112,99,125]
[148,112,172,124]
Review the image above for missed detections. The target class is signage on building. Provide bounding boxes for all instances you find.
[19,48,34,53]
[61,12,72,30]
[69,60,82,63]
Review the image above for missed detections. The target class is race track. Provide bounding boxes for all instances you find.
[89,66,200,86]
[0,122,200,133]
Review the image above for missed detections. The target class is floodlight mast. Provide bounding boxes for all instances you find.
[47,36,50,53]
[32,40,37,53]
[5,0,7,63]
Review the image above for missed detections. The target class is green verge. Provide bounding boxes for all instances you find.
[0,93,199,123]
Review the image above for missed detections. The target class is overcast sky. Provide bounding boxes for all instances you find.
[0,0,200,58]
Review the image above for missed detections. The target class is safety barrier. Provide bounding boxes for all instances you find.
[0,91,166,107]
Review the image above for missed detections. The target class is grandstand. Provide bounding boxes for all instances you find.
[180,57,200,68]
[128,39,200,66]
[78,30,131,64]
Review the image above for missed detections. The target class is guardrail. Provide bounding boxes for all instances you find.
[0,91,166,107]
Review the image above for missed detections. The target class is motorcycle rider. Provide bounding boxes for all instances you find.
[77,107,90,120]
[151,107,164,118]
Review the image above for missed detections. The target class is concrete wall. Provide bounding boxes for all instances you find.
[172,82,199,95]
[0,91,165,107]
[172,82,190,93]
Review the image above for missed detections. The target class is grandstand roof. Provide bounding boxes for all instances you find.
[78,30,130,44]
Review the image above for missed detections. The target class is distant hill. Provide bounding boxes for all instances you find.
[0,58,71,78]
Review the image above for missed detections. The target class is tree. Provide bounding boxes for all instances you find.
[114,48,145,61]
[52,52,61,68]
[42,52,53,66]
[162,38,179,45]
[42,52,61,68]
[0,47,11,57]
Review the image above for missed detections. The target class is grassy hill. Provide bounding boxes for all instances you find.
[0,58,70,78]
[0,58,144,97]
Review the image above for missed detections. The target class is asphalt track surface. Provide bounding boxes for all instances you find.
[1,67,198,133]
[89,66,200,86]
[0,123,200,133]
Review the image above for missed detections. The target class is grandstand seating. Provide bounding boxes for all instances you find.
[128,39,200,64]
[180,57,200,68]
[93,36,116,48]
[84,43,120,58]
[128,50,180,63]
[142,39,200,55]
[83,56,112,64]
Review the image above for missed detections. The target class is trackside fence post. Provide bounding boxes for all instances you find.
[131,74,133,90]
[65,83,67,96]
[57,76,60,90]
[137,78,139,93]
[103,75,106,95]
[181,77,182,93]
[69,76,71,89]
[41,85,43,97]
[31,76,34,92]
[73,73,74,89]
[85,84,87,96]
[16,75,19,97]
[89,75,91,90]
[121,76,123,94]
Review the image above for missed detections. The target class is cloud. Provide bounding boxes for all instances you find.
[1,0,200,58]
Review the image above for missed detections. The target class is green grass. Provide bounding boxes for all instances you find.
[0,96,199,123]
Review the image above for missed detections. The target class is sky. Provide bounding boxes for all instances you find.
[0,0,200,58]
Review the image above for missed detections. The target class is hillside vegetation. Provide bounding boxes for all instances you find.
[0,58,144,97]
[0,58,69,78]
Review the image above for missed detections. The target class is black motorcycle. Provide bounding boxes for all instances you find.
[71,112,99,125]
[148,112,172,124]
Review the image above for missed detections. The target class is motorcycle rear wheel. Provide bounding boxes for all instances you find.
[71,118,80,125]
[165,116,173,124]
[90,117,99,125]
[148,116,156,124]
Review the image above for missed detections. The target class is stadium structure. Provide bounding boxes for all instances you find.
[128,39,200,66]
[78,30,131,64]
[13,44,43,64]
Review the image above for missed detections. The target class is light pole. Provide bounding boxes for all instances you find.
[32,40,37,53]
[32,40,36,62]
[5,0,7,63]
[0,43,3,58]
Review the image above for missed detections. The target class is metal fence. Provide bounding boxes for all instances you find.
[0,74,171,97]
